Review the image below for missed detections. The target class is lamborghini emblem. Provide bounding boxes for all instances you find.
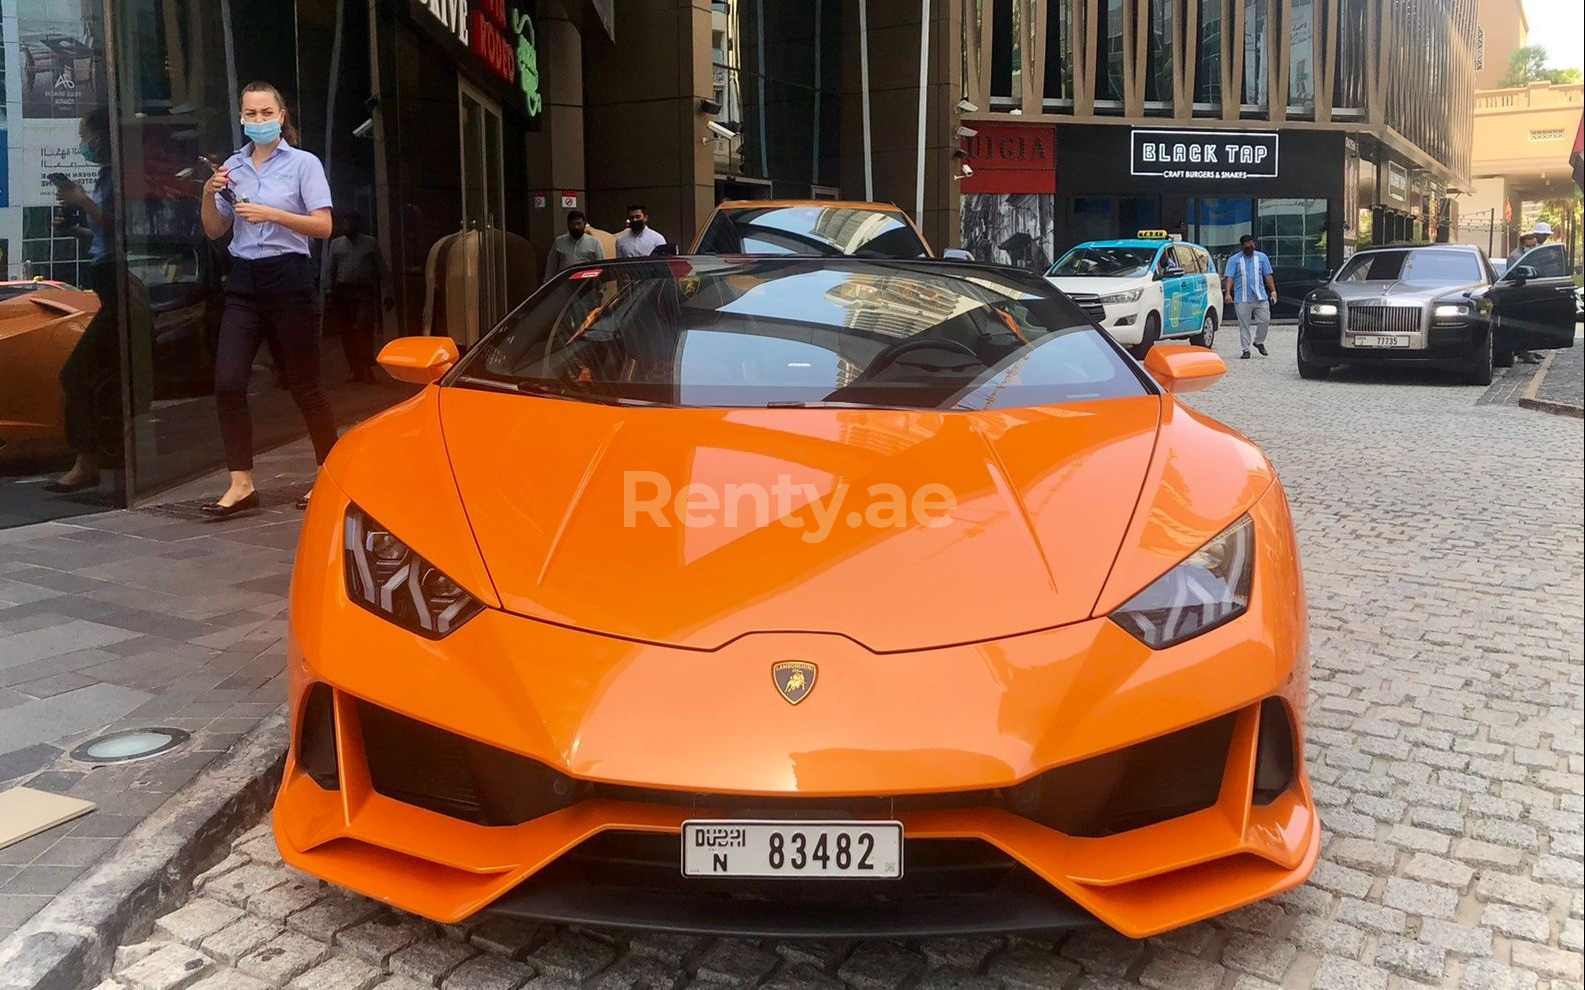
[772,661,817,705]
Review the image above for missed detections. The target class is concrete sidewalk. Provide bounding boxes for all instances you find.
[0,441,318,944]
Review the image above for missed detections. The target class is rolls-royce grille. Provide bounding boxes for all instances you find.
[1347,306,1420,334]
[1066,293,1107,323]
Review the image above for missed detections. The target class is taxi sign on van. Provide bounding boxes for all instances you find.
[1136,229,1170,239]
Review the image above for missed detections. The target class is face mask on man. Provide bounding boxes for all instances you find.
[628,217,646,232]
[80,140,102,164]
[569,224,585,239]
[243,119,283,144]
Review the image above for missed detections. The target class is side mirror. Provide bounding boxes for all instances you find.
[1143,346,1226,394]
[1507,265,1538,284]
[1157,265,1185,280]
[941,247,976,261]
[377,336,459,384]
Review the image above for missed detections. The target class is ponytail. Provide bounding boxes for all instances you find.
[240,80,302,146]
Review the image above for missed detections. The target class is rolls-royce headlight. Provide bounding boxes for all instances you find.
[1110,516,1255,649]
[1308,302,1339,317]
[343,506,482,638]
[1433,303,1472,318]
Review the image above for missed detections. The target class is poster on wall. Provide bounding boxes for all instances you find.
[19,118,98,207]
[17,11,104,120]
[961,194,1056,272]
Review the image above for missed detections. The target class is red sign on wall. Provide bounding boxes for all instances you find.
[960,124,1056,194]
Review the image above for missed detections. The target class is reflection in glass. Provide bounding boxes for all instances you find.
[1257,198,1328,277]
[695,205,930,258]
[1191,198,1255,274]
[1145,0,1174,105]
[1195,0,1222,106]
[1097,0,1124,103]
[1334,0,1368,110]
[1288,0,1315,114]
[1242,0,1268,109]
[1043,0,1072,101]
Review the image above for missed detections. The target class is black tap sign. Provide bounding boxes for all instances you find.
[1130,129,1280,180]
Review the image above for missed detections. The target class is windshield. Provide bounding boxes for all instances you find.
[453,258,1147,411]
[1047,246,1159,278]
[1335,249,1482,284]
[695,206,931,258]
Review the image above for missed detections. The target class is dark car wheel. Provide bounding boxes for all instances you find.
[1297,346,1330,380]
[1494,348,1515,369]
[1128,313,1162,361]
[1462,330,1494,386]
[1189,310,1217,349]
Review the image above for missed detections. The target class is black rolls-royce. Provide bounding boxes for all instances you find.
[1297,243,1576,385]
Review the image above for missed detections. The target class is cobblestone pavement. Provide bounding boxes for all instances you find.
[1533,347,1584,413]
[83,329,1585,989]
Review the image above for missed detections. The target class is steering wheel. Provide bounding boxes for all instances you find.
[854,337,979,383]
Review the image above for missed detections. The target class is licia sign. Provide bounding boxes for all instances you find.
[1130,129,1279,180]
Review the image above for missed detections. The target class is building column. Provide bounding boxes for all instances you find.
[526,4,587,266]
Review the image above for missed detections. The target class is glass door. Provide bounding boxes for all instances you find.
[458,80,506,346]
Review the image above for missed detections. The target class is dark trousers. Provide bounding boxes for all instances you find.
[59,259,123,458]
[215,254,338,472]
[331,287,379,375]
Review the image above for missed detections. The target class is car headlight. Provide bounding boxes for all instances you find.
[1098,288,1144,304]
[1433,303,1472,318]
[343,505,482,638]
[1307,302,1339,317]
[1110,515,1254,649]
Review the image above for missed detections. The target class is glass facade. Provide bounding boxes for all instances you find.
[1241,0,1269,110]
[1334,0,1370,112]
[1043,0,1072,102]
[1194,0,1222,106]
[1257,198,1328,275]
[1098,0,1125,104]
[712,0,841,193]
[1288,0,1316,116]
[1145,0,1174,106]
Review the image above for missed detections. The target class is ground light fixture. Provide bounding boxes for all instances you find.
[70,727,191,765]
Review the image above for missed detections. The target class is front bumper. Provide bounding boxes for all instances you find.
[1300,317,1485,366]
[276,484,1316,938]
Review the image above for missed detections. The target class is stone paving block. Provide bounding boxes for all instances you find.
[389,936,479,986]
[466,917,550,960]
[910,969,998,990]
[118,943,213,990]
[772,939,852,970]
[1402,852,1475,888]
[1509,940,1584,982]
[1416,917,1493,957]
[1220,932,1296,983]
[248,878,323,923]
[115,941,166,972]
[919,936,1002,971]
[1373,934,1446,983]
[194,853,250,890]
[185,974,271,990]
[338,914,436,966]
[201,916,283,965]
[440,955,537,990]
[288,954,387,990]
[1311,956,1389,990]
[584,954,680,990]
[1060,928,1144,975]
[368,979,435,990]
[286,890,382,941]
[204,863,289,909]
[237,931,331,985]
[1382,876,1460,919]
[1460,959,1542,990]
[1138,950,1223,990]
[525,931,616,982]
[984,945,1081,990]
[156,898,246,945]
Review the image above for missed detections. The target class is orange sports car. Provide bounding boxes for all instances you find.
[276,255,1316,939]
[0,281,99,465]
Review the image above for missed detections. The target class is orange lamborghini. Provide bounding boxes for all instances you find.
[0,281,98,464]
[276,255,1316,939]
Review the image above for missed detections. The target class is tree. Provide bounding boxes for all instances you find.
[1499,46,1583,86]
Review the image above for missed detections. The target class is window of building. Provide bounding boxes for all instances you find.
[1097,0,1125,105]
[990,0,1016,102]
[1334,0,1368,112]
[1257,198,1328,276]
[1043,0,1073,102]
[1144,0,1174,107]
[1194,0,1222,108]
[1242,0,1269,110]
[1191,198,1255,273]
[1288,0,1316,116]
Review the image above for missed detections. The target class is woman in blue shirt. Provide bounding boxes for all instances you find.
[199,81,337,517]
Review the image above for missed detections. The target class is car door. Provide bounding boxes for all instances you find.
[1488,244,1577,352]
[1157,246,1188,333]
[1175,246,1209,331]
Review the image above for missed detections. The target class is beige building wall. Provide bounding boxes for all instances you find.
[1474,0,1528,90]
[1458,81,1582,255]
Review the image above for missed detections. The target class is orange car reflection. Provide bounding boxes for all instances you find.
[0,281,98,464]
[275,258,1315,939]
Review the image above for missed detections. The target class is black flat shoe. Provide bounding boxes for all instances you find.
[1255,343,1268,356]
[43,478,98,494]
[200,491,260,519]
[1240,351,1251,359]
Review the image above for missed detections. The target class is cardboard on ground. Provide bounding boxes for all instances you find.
[0,786,96,850]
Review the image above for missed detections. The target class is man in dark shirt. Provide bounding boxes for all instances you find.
[326,210,392,383]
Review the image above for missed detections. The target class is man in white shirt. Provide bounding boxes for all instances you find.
[615,204,667,258]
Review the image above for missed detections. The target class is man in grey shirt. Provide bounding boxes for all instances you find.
[544,210,604,280]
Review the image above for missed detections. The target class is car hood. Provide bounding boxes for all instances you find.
[1321,280,1483,304]
[436,387,1164,652]
[1043,275,1147,296]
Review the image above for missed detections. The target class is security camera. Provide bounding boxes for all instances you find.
[959,164,974,178]
[956,125,978,138]
[353,118,375,139]
[707,120,738,140]
[699,98,723,116]
[956,98,979,113]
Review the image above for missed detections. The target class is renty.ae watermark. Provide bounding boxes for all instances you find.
[624,472,957,544]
